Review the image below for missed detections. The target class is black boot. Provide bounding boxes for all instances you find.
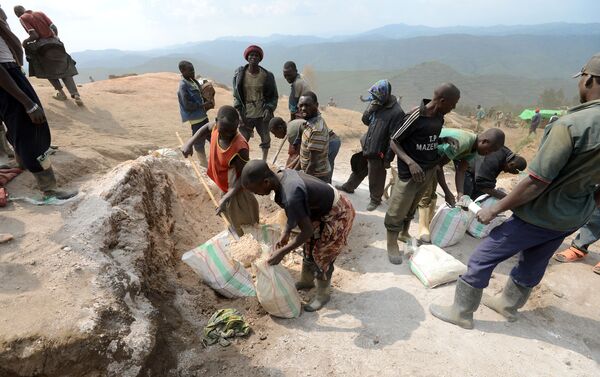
[482,278,532,322]
[33,167,78,200]
[386,230,403,264]
[430,278,483,329]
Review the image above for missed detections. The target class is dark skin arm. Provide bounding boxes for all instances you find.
[304,149,322,176]
[477,176,548,224]
[454,159,470,198]
[268,215,313,265]
[181,122,214,157]
[390,139,424,182]
[23,30,40,47]
[435,166,456,206]
[216,150,249,215]
[0,64,46,123]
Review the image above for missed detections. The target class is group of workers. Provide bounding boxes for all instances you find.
[1,3,599,326]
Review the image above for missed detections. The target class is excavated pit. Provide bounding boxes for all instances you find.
[0,155,272,376]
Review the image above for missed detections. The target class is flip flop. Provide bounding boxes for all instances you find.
[554,247,587,263]
[593,262,600,275]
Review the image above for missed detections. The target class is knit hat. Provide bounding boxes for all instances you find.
[244,45,264,62]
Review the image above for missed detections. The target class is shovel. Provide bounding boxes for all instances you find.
[176,132,240,240]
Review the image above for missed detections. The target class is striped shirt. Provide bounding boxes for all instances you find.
[300,114,330,178]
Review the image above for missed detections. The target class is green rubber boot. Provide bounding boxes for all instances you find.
[304,278,331,312]
[430,278,483,329]
[295,262,316,291]
[398,220,412,243]
[386,230,403,264]
[482,278,532,322]
[33,167,78,200]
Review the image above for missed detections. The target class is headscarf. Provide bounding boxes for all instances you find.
[244,45,264,62]
[366,79,391,104]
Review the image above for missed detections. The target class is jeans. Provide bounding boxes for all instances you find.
[462,216,575,289]
[572,207,600,252]
[326,136,341,183]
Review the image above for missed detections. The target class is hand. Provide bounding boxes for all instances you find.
[216,197,229,216]
[181,143,194,158]
[476,207,497,225]
[28,106,46,124]
[445,192,456,207]
[276,231,291,249]
[408,162,425,183]
[263,108,273,123]
[267,249,286,266]
[203,101,213,110]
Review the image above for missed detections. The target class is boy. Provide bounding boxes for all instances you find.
[241,159,355,311]
[182,106,259,235]
[178,60,213,167]
[385,83,460,264]
[268,116,306,168]
[233,45,278,161]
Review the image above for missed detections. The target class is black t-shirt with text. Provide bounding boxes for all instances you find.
[274,169,334,230]
[391,99,445,180]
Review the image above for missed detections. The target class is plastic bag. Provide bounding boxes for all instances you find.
[253,258,302,318]
[467,195,507,239]
[409,244,467,288]
[429,199,475,248]
[182,230,256,298]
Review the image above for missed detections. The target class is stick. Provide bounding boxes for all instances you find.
[272,137,287,165]
[176,132,239,239]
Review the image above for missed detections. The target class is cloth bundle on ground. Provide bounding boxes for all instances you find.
[182,230,256,298]
[202,308,251,347]
[467,195,507,239]
[409,244,467,288]
[0,168,22,187]
[25,38,78,79]
[429,197,475,248]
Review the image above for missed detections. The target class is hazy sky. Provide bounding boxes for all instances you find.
[2,0,598,52]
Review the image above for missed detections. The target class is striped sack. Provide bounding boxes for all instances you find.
[182,230,256,298]
[254,258,302,319]
[467,195,507,239]
[430,203,474,248]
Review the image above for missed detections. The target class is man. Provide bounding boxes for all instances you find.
[268,116,306,168]
[13,5,82,106]
[475,105,485,131]
[529,108,542,134]
[283,61,311,120]
[177,60,213,167]
[464,146,527,200]
[241,159,355,311]
[336,79,405,211]
[385,83,460,264]
[554,208,600,275]
[548,112,559,124]
[0,21,76,199]
[232,45,278,161]
[297,92,331,182]
[430,53,600,329]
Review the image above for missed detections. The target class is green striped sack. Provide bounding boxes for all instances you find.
[430,204,474,248]
[254,259,302,318]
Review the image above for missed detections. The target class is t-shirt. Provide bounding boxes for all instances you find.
[531,113,542,127]
[19,11,54,39]
[391,99,444,180]
[287,119,306,145]
[300,114,330,178]
[275,169,334,230]
[243,69,266,119]
[289,75,311,114]
[0,34,15,63]
[438,128,478,161]
[471,146,512,196]
[513,99,600,231]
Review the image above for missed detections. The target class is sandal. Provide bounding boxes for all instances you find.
[53,91,68,101]
[593,262,600,275]
[554,247,587,263]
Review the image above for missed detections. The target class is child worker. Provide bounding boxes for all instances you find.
[241,159,356,311]
[182,105,259,236]
[178,60,214,167]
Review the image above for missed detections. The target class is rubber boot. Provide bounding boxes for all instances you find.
[262,148,269,161]
[398,220,411,243]
[417,199,436,243]
[482,278,532,322]
[33,167,78,200]
[295,262,315,290]
[386,230,403,264]
[430,278,483,329]
[366,200,380,211]
[304,278,330,312]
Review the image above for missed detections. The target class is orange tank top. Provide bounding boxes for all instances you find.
[207,127,249,193]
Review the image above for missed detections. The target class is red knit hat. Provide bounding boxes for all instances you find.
[244,45,264,61]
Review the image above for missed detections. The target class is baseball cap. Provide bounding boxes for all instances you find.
[573,53,600,78]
